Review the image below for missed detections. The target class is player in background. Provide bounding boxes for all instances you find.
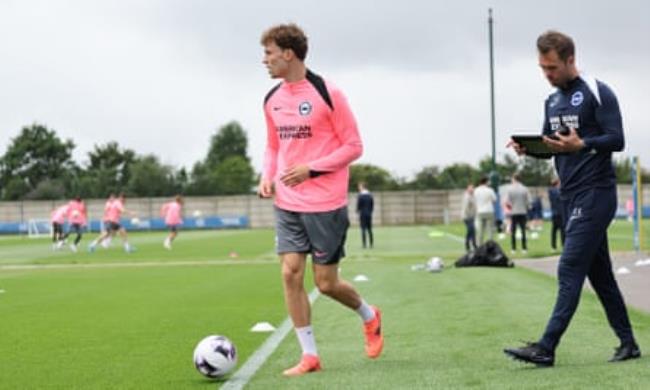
[50,203,68,250]
[161,195,183,250]
[356,182,375,249]
[61,196,87,252]
[88,193,135,253]
[101,193,116,248]
[259,23,383,377]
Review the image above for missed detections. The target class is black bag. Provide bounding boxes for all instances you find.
[455,240,514,268]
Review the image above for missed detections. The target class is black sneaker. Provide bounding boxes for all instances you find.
[609,342,641,362]
[504,342,554,367]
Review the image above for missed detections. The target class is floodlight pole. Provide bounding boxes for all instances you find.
[488,8,499,192]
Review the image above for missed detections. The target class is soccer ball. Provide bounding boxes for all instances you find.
[193,335,237,379]
[426,257,444,273]
[192,210,203,218]
[130,217,140,226]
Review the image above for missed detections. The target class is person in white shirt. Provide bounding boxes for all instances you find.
[474,177,497,244]
[504,173,531,253]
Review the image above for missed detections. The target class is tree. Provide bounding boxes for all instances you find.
[349,163,399,191]
[187,161,214,195]
[436,163,481,189]
[190,121,255,195]
[2,177,30,201]
[478,155,519,184]
[127,155,176,196]
[614,157,634,184]
[409,165,440,190]
[517,156,555,186]
[212,156,255,195]
[81,142,136,194]
[206,121,249,167]
[0,124,76,200]
[25,179,66,200]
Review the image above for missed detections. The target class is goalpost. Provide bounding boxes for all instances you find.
[27,219,52,239]
[26,210,94,238]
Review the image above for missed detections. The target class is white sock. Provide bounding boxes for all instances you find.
[356,300,375,322]
[295,326,318,356]
[124,242,131,251]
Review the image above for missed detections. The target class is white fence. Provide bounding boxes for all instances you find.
[0,185,647,230]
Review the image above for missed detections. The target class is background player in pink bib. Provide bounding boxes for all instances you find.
[50,204,68,250]
[60,196,88,252]
[161,195,183,250]
[259,23,383,377]
[88,193,135,253]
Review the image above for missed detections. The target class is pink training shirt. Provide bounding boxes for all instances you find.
[161,201,182,226]
[67,200,87,225]
[105,199,124,224]
[51,205,69,224]
[103,198,114,221]
[262,70,363,212]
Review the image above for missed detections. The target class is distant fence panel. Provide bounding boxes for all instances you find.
[0,184,648,234]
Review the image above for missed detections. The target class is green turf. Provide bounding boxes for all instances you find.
[0,223,648,389]
[0,229,277,265]
[247,260,650,389]
[0,264,291,389]
[434,219,650,259]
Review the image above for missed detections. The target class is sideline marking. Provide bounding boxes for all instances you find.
[0,259,276,271]
[221,288,320,390]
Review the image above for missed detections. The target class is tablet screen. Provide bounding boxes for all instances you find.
[511,135,554,158]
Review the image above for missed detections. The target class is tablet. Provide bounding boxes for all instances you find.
[510,135,555,158]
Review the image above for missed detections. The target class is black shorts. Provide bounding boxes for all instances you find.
[275,205,349,265]
[105,221,121,232]
[52,223,63,234]
[68,223,83,234]
[168,225,179,233]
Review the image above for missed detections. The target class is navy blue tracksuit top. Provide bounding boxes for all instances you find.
[542,74,625,197]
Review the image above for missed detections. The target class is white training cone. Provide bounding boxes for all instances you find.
[616,267,631,275]
[634,259,650,267]
[353,274,369,282]
[250,322,276,332]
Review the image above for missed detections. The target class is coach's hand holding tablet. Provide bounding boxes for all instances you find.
[541,126,584,153]
[508,125,580,158]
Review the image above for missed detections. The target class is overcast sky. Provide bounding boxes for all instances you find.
[1,0,648,179]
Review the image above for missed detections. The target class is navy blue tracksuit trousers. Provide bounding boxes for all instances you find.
[539,187,635,351]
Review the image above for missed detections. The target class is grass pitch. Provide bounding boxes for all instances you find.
[0,221,648,389]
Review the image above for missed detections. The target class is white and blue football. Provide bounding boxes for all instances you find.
[193,335,238,378]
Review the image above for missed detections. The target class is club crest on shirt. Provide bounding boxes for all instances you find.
[299,101,312,116]
[570,91,584,107]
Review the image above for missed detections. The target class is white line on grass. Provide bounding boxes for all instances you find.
[221,288,321,390]
[0,259,277,271]
[0,258,378,272]
[443,232,464,243]
[421,226,465,244]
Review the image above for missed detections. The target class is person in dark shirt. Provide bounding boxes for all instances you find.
[356,182,374,249]
[548,178,565,251]
[505,30,640,367]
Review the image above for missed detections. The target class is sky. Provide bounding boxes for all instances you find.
[1,0,648,179]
